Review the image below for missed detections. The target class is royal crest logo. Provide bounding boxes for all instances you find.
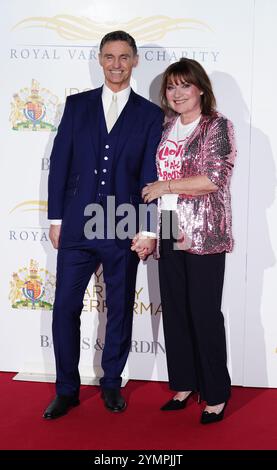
[10,79,59,131]
[9,259,55,310]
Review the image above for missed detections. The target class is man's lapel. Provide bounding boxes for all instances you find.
[87,87,103,160]
[115,90,140,159]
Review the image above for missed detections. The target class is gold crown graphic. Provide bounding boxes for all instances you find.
[29,259,39,277]
[31,79,40,95]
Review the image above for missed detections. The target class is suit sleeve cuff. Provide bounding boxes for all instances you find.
[141,231,157,238]
[49,219,62,225]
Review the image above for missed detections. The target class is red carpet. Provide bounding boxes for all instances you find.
[0,372,276,450]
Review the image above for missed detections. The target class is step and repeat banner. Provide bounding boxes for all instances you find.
[0,0,276,386]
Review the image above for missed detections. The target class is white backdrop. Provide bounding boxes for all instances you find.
[0,0,276,387]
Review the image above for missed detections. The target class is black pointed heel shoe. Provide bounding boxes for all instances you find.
[160,392,194,411]
[200,401,228,424]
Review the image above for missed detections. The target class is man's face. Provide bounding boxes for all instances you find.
[99,40,138,92]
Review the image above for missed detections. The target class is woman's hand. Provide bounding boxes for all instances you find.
[142,181,168,203]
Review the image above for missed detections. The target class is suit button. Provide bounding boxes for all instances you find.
[94,169,98,174]
[105,145,109,149]
[101,181,105,185]
[103,169,107,173]
[104,156,108,160]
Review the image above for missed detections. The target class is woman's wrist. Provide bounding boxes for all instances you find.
[166,179,173,194]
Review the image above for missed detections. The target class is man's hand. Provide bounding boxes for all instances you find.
[49,224,61,249]
[131,233,156,261]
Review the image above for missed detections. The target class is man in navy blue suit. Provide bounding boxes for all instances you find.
[43,31,163,419]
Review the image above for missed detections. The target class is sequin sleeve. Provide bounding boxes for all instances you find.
[202,117,236,191]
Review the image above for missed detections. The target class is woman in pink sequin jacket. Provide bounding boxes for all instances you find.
[141,58,236,424]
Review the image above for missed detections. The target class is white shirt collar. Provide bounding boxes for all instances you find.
[178,115,201,129]
[102,83,131,102]
[102,84,131,118]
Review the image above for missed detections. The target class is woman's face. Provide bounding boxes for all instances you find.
[165,76,203,121]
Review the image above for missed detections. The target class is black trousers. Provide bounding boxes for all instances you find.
[158,212,231,405]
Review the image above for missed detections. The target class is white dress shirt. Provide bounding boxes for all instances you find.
[102,83,130,120]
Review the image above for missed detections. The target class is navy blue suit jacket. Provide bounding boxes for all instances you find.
[48,87,164,247]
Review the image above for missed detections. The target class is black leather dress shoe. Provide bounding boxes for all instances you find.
[160,392,194,411]
[43,395,80,420]
[101,388,126,412]
[200,402,227,424]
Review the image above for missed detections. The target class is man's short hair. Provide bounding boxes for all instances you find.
[99,30,137,55]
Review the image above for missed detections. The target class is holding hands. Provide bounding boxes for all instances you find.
[131,180,168,260]
[131,233,156,261]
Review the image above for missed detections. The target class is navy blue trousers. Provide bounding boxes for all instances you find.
[52,238,139,396]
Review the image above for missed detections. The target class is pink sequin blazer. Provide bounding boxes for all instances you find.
[156,112,236,256]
